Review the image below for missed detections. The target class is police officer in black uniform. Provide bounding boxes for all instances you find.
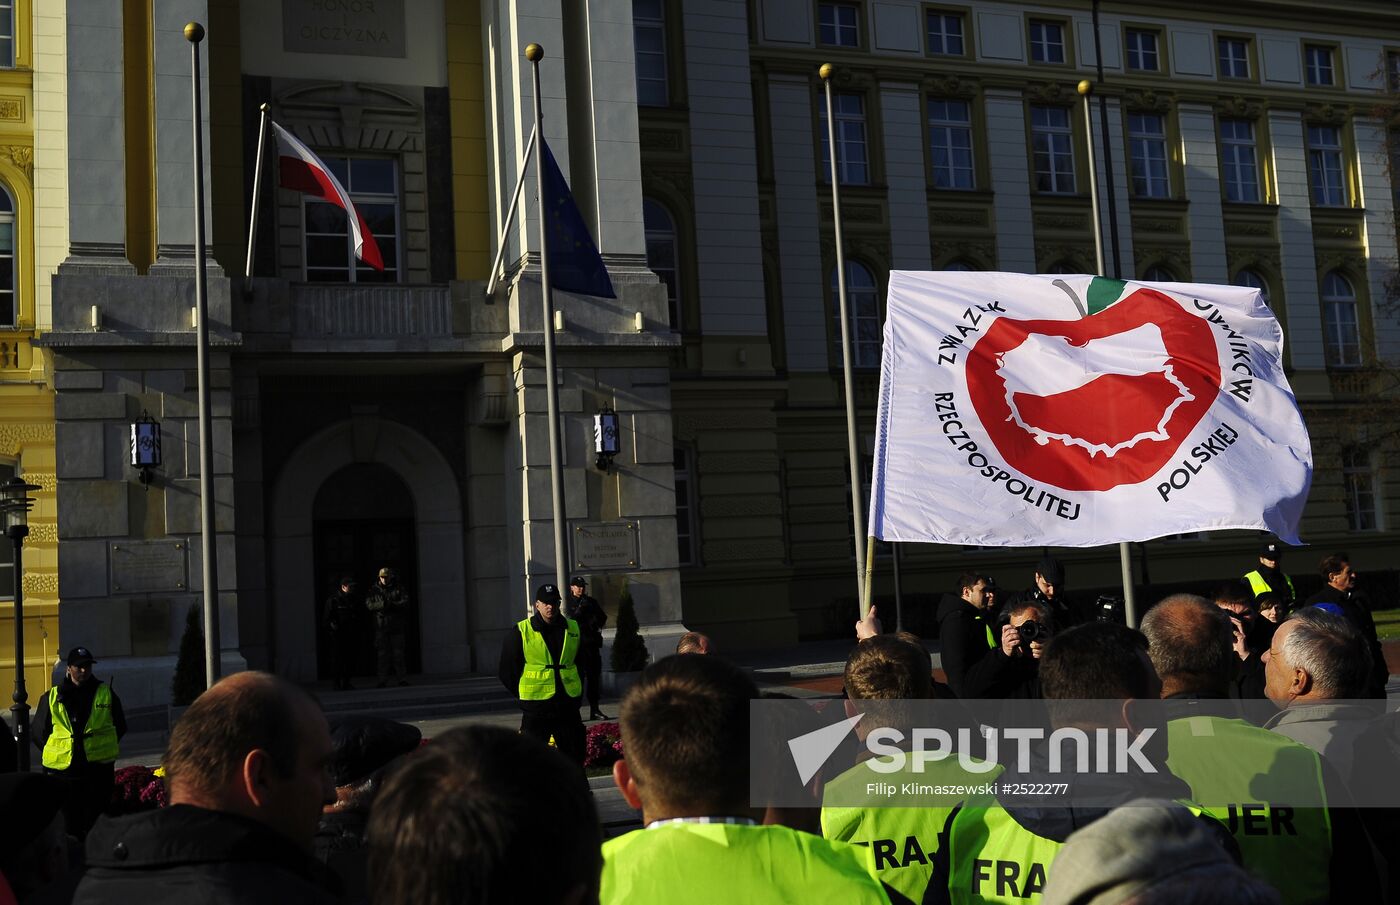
[323,575,363,690]
[566,576,609,721]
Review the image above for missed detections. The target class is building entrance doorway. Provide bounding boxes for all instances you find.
[311,464,421,680]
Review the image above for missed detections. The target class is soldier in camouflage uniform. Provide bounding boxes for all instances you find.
[365,566,410,687]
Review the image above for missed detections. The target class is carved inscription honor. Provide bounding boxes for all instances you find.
[282,0,406,58]
[573,521,640,571]
[111,541,188,594]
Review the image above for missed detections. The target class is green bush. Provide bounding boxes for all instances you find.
[170,604,206,707]
[609,587,649,672]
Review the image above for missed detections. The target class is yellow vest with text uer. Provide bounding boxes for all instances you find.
[517,617,582,700]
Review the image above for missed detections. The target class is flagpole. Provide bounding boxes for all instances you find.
[486,124,538,297]
[187,21,221,685]
[244,103,270,278]
[527,43,568,596]
[1080,79,1138,629]
[1091,0,1123,279]
[821,64,868,616]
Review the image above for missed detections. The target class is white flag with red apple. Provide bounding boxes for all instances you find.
[270,121,384,271]
[868,272,1312,547]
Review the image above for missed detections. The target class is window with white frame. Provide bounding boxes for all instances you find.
[1218,37,1250,79]
[0,462,13,597]
[1305,45,1335,86]
[928,99,975,190]
[1307,125,1346,207]
[1030,105,1075,194]
[673,446,698,564]
[819,2,860,47]
[1232,269,1272,307]
[0,1,12,69]
[1029,20,1065,64]
[831,261,881,368]
[819,93,869,185]
[1321,271,1361,367]
[1125,29,1159,71]
[633,0,669,107]
[1219,118,1260,203]
[643,199,682,332]
[303,157,399,283]
[926,11,964,55]
[1127,113,1169,198]
[1342,448,1379,531]
[1143,265,1175,282]
[0,186,12,327]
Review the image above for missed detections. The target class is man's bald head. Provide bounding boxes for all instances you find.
[1140,594,1235,698]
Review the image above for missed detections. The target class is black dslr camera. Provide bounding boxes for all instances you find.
[1096,595,1125,625]
[1016,619,1048,644]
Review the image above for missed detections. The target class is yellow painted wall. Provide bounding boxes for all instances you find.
[446,0,490,280]
[0,0,59,702]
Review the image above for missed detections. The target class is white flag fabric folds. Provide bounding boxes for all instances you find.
[869,272,1312,547]
[270,121,384,271]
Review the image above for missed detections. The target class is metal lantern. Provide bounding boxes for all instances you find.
[594,407,620,472]
[130,411,162,485]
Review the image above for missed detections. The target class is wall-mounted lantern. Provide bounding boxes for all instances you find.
[130,411,162,487]
[594,407,620,472]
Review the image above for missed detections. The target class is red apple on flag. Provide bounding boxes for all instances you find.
[965,287,1221,492]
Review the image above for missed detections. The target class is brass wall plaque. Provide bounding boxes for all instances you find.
[572,521,639,571]
[111,541,188,594]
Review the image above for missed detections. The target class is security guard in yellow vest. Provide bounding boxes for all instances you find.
[32,646,126,837]
[1243,538,1296,611]
[497,584,586,764]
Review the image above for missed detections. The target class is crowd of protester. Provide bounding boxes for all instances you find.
[0,547,1396,904]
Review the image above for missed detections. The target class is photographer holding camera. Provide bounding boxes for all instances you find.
[989,599,1049,699]
[937,573,1046,699]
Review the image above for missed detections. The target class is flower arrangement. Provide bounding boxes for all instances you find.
[111,764,167,813]
[584,721,623,769]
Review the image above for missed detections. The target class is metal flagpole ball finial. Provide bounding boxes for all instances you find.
[525,43,544,62]
[819,63,834,80]
[1077,79,1093,97]
[259,102,270,112]
[184,21,205,43]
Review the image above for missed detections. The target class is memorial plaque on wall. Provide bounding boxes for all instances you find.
[572,521,639,571]
[111,541,188,594]
[282,0,407,58]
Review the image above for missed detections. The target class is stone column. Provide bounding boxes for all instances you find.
[984,89,1035,272]
[1179,104,1228,284]
[881,82,932,270]
[1268,110,1324,370]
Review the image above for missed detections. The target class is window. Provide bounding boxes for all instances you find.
[831,261,880,368]
[1125,29,1159,71]
[633,0,669,107]
[928,99,975,190]
[0,186,12,326]
[1030,105,1075,194]
[819,2,860,47]
[673,447,698,564]
[1305,45,1334,86]
[1342,448,1379,531]
[1321,271,1361,367]
[1218,37,1250,79]
[0,462,11,596]
[1029,20,1066,64]
[1219,119,1260,203]
[1143,266,1175,282]
[819,93,869,185]
[1232,269,1271,307]
[303,157,399,283]
[0,1,12,69]
[926,11,964,56]
[1389,51,1400,91]
[1307,125,1346,207]
[643,200,681,331]
[943,261,975,271]
[1127,113,1169,198]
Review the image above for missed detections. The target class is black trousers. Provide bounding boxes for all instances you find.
[576,644,603,710]
[46,761,115,838]
[519,710,586,766]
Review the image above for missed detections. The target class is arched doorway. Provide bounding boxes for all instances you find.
[312,463,421,679]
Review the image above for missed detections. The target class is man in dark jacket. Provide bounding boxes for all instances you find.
[498,584,587,764]
[1302,553,1388,699]
[32,646,127,837]
[937,573,1042,698]
[1013,555,1084,630]
[72,671,340,905]
[566,576,609,721]
[365,566,411,688]
[322,575,363,690]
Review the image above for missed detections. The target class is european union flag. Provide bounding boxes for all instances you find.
[540,138,616,299]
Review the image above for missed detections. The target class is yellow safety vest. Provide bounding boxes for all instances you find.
[42,683,119,770]
[517,617,582,700]
[1166,715,1332,905]
[1243,569,1295,603]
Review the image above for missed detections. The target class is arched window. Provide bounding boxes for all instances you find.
[1232,269,1270,306]
[1142,265,1175,282]
[643,199,681,331]
[943,260,974,272]
[1047,261,1078,274]
[0,186,13,327]
[1321,271,1361,367]
[831,261,881,368]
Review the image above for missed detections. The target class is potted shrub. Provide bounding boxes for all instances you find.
[605,586,649,696]
[167,603,205,737]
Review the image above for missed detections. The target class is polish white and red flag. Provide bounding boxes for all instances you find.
[270,121,383,271]
[868,272,1312,547]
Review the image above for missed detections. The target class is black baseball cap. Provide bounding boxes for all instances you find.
[66,646,96,666]
[569,576,586,588]
[1260,539,1282,558]
[536,584,562,605]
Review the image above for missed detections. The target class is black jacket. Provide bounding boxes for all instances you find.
[1303,585,1388,699]
[936,595,1038,699]
[32,677,127,769]
[565,593,608,647]
[73,805,342,905]
[497,613,582,714]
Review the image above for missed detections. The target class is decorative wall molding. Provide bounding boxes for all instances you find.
[0,426,55,458]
